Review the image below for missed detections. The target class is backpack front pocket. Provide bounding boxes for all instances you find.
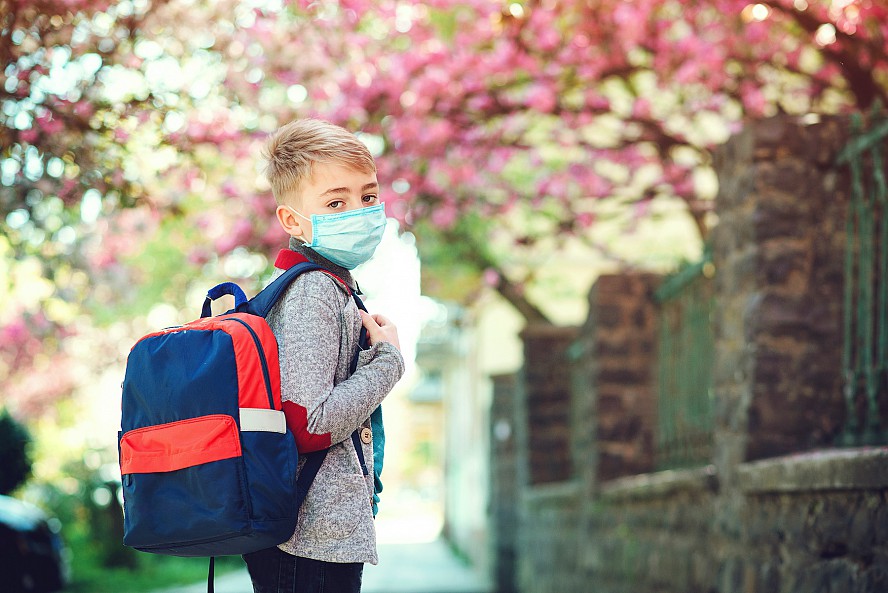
[120,415,252,554]
[120,415,242,474]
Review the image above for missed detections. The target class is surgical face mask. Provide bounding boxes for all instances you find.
[288,203,386,270]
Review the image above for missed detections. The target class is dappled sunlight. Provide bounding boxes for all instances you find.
[374,495,443,545]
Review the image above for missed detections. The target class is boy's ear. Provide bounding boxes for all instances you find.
[276,204,306,240]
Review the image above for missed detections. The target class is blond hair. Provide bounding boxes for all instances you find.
[263,118,376,204]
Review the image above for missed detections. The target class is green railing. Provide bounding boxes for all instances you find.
[654,248,716,469]
[836,111,888,446]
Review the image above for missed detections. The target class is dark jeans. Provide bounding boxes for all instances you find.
[242,546,363,593]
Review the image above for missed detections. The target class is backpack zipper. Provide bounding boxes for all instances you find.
[223,317,275,409]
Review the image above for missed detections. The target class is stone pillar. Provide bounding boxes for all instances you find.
[711,116,852,592]
[578,273,662,483]
[489,373,519,593]
[574,272,663,586]
[711,115,850,467]
[520,324,580,485]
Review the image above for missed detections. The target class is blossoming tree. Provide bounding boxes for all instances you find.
[2,0,887,412]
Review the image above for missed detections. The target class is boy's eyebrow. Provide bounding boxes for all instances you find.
[318,182,379,197]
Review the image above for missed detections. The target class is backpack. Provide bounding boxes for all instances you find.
[118,255,369,560]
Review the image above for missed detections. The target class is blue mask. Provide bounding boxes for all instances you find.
[290,203,386,269]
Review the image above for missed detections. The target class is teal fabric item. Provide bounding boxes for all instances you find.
[370,405,384,516]
[301,203,387,270]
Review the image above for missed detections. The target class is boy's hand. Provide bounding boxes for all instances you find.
[360,311,401,352]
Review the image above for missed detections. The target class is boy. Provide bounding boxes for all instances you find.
[242,119,405,593]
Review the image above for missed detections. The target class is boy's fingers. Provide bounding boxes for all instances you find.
[360,310,380,329]
[360,311,400,351]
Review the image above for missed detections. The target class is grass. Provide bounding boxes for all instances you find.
[64,532,245,593]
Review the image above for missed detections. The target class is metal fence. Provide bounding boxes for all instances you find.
[837,111,888,446]
[653,249,716,469]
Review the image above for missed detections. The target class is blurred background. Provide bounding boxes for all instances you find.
[2,1,887,592]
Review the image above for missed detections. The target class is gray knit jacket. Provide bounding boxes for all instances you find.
[265,240,404,564]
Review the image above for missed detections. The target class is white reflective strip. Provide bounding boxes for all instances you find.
[239,408,286,433]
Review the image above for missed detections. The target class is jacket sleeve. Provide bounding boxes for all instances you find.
[272,273,404,452]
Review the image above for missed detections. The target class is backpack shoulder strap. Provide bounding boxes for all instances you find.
[276,250,354,295]
[247,249,361,316]
[269,250,373,492]
[243,260,323,318]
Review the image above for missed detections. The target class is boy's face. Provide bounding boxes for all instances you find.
[276,161,380,244]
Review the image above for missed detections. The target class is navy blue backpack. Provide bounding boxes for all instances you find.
[119,257,369,583]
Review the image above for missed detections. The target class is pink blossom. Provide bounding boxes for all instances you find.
[532,24,561,53]
[424,120,453,148]
[585,92,610,111]
[19,128,38,144]
[430,203,457,228]
[89,250,118,270]
[35,114,64,135]
[741,83,767,116]
[633,199,652,220]
[576,212,595,228]
[526,84,557,113]
[221,180,239,198]
[1,320,27,344]
[187,248,212,266]
[73,101,94,118]
[214,235,239,255]
[260,221,285,249]
[632,98,652,119]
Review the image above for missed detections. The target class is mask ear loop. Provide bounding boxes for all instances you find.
[286,206,314,245]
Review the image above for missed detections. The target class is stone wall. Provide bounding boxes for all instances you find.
[584,468,719,593]
[737,450,888,593]
[516,485,582,593]
[578,451,888,593]
[489,116,888,593]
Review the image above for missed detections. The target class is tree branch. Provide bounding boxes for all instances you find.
[433,225,552,324]
[766,2,887,108]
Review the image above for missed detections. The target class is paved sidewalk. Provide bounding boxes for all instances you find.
[363,538,490,593]
[152,539,490,593]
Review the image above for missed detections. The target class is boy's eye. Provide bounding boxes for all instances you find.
[327,200,344,209]
[362,194,379,204]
